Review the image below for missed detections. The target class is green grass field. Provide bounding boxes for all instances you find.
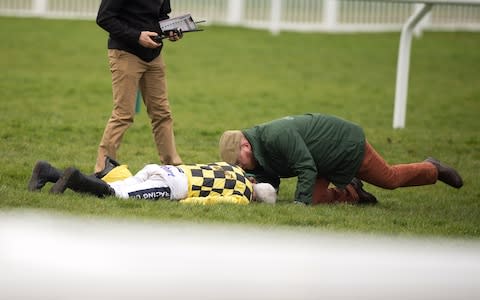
[1,17,479,238]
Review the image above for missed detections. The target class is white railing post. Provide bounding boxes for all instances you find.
[413,3,432,37]
[227,0,244,25]
[323,0,338,31]
[33,0,48,16]
[270,0,282,35]
[393,3,433,129]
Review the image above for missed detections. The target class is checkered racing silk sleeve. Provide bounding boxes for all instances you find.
[178,162,253,205]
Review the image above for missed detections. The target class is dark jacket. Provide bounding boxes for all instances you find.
[243,113,366,204]
[96,0,171,62]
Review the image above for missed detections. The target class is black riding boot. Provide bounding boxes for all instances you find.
[28,161,63,191]
[50,167,115,198]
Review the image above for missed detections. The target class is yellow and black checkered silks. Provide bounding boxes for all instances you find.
[178,162,253,204]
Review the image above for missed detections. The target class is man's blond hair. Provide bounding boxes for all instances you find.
[219,130,243,165]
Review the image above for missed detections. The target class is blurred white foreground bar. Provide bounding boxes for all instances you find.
[1,210,479,300]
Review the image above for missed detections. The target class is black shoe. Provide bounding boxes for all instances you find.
[425,157,463,189]
[95,156,120,179]
[351,178,378,205]
[28,161,62,192]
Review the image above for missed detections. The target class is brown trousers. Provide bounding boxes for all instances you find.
[95,50,182,173]
[312,141,438,204]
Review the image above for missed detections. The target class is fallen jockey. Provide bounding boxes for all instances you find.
[28,157,277,205]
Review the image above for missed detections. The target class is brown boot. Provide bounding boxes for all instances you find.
[425,157,463,189]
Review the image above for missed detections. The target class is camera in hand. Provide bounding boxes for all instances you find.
[150,29,183,43]
[150,35,164,43]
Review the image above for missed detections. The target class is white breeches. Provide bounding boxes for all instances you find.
[108,164,188,201]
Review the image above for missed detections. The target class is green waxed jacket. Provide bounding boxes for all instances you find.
[242,113,366,204]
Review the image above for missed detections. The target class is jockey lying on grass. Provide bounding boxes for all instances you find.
[28,158,277,205]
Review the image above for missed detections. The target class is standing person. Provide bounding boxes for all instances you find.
[219,113,463,205]
[94,0,183,174]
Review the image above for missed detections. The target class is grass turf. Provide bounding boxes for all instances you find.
[0,17,479,237]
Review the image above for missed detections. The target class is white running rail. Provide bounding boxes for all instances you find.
[380,0,480,128]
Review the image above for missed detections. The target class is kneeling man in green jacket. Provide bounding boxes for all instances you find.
[219,113,463,205]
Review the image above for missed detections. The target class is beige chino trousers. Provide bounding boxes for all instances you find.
[95,50,182,173]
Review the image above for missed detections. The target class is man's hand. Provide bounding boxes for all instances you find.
[138,31,162,49]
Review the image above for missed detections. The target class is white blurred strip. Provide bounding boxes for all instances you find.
[1,210,479,300]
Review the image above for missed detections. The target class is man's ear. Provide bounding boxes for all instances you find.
[240,137,250,149]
